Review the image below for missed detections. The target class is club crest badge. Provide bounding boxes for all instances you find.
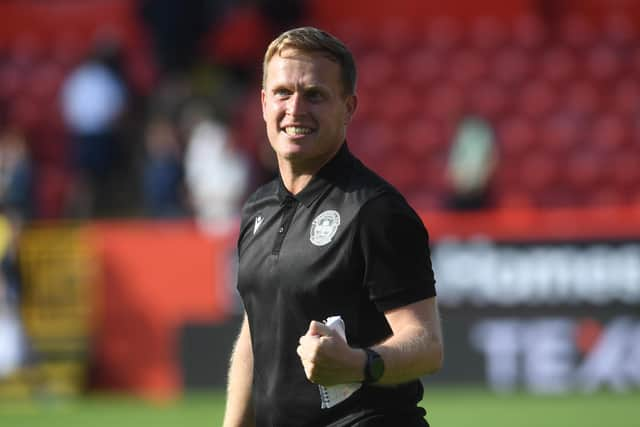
[310,210,340,246]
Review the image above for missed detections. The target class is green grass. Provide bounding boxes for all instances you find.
[0,387,638,427]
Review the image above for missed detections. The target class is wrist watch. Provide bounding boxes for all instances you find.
[363,348,384,384]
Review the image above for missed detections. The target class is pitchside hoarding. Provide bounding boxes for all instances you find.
[427,238,640,393]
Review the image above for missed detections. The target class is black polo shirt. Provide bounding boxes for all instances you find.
[237,143,436,427]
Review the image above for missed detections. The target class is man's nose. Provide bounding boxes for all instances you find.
[286,93,306,115]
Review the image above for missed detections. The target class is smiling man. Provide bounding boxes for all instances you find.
[223,27,443,427]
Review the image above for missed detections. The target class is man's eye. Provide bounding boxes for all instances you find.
[306,91,324,101]
[275,89,291,97]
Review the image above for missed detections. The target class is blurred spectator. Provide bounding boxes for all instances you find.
[138,0,221,75]
[142,115,186,218]
[0,128,33,219]
[60,36,128,218]
[0,209,27,380]
[445,116,498,210]
[182,100,249,232]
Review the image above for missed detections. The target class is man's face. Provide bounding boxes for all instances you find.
[262,49,357,170]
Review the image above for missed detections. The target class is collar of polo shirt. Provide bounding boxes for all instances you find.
[276,142,355,207]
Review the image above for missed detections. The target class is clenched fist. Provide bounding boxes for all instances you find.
[296,320,366,386]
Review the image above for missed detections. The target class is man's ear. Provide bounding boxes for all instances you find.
[261,89,267,122]
[344,94,358,124]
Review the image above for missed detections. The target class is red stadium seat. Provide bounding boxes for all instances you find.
[469,16,507,52]
[377,18,418,56]
[602,13,637,49]
[563,80,602,118]
[425,16,463,52]
[403,49,444,89]
[496,115,536,159]
[402,118,447,161]
[586,44,621,84]
[560,14,596,51]
[611,78,640,117]
[518,80,556,119]
[539,116,581,154]
[424,83,465,122]
[511,14,547,51]
[492,46,532,87]
[357,52,395,91]
[565,153,603,194]
[449,48,490,87]
[376,86,419,124]
[588,114,630,154]
[540,47,577,86]
[469,81,508,121]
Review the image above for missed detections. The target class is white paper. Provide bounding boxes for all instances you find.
[318,316,362,409]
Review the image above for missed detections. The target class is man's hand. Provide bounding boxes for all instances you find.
[296,320,365,386]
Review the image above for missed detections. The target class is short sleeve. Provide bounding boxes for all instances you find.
[357,193,436,312]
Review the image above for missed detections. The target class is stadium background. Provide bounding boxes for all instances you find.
[0,0,639,425]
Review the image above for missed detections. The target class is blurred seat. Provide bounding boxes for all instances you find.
[424,16,463,52]
[540,47,577,86]
[0,63,23,100]
[468,16,507,52]
[539,115,582,154]
[376,86,419,124]
[610,78,640,118]
[333,19,375,55]
[357,51,395,91]
[607,151,640,195]
[8,32,45,70]
[377,18,418,57]
[469,81,508,121]
[560,14,596,51]
[35,165,71,219]
[492,46,532,87]
[511,14,547,51]
[27,59,65,102]
[564,153,603,195]
[586,44,621,85]
[518,153,562,196]
[401,118,447,162]
[349,121,394,170]
[403,48,444,90]
[449,48,489,87]
[602,13,637,49]
[518,80,556,119]
[563,80,602,118]
[424,83,465,122]
[496,115,536,159]
[588,114,630,154]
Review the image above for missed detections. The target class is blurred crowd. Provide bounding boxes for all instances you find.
[0,0,307,227]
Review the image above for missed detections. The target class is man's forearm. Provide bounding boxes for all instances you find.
[370,298,444,385]
[372,322,443,385]
[223,316,255,427]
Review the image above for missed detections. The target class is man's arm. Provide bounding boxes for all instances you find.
[297,296,443,386]
[223,313,255,427]
[372,296,443,384]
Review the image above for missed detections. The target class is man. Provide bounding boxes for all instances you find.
[223,27,443,427]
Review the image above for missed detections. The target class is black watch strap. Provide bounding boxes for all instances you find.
[363,348,384,384]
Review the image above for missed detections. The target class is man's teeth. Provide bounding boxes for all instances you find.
[284,126,313,136]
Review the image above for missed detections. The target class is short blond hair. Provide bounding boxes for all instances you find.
[262,26,357,95]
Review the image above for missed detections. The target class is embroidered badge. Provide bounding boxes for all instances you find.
[253,215,264,235]
[310,210,340,246]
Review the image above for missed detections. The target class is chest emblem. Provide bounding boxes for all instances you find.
[253,215,264,235]
[310,210,341,246]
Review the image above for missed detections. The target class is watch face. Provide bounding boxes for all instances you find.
[370,355,384,380]
[366,349,384,382]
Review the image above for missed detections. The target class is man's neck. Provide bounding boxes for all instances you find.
[277,145,343,195]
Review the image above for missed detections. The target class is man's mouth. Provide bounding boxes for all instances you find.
[283,126,314,136]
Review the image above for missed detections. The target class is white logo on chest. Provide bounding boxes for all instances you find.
[310,210,341,246]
